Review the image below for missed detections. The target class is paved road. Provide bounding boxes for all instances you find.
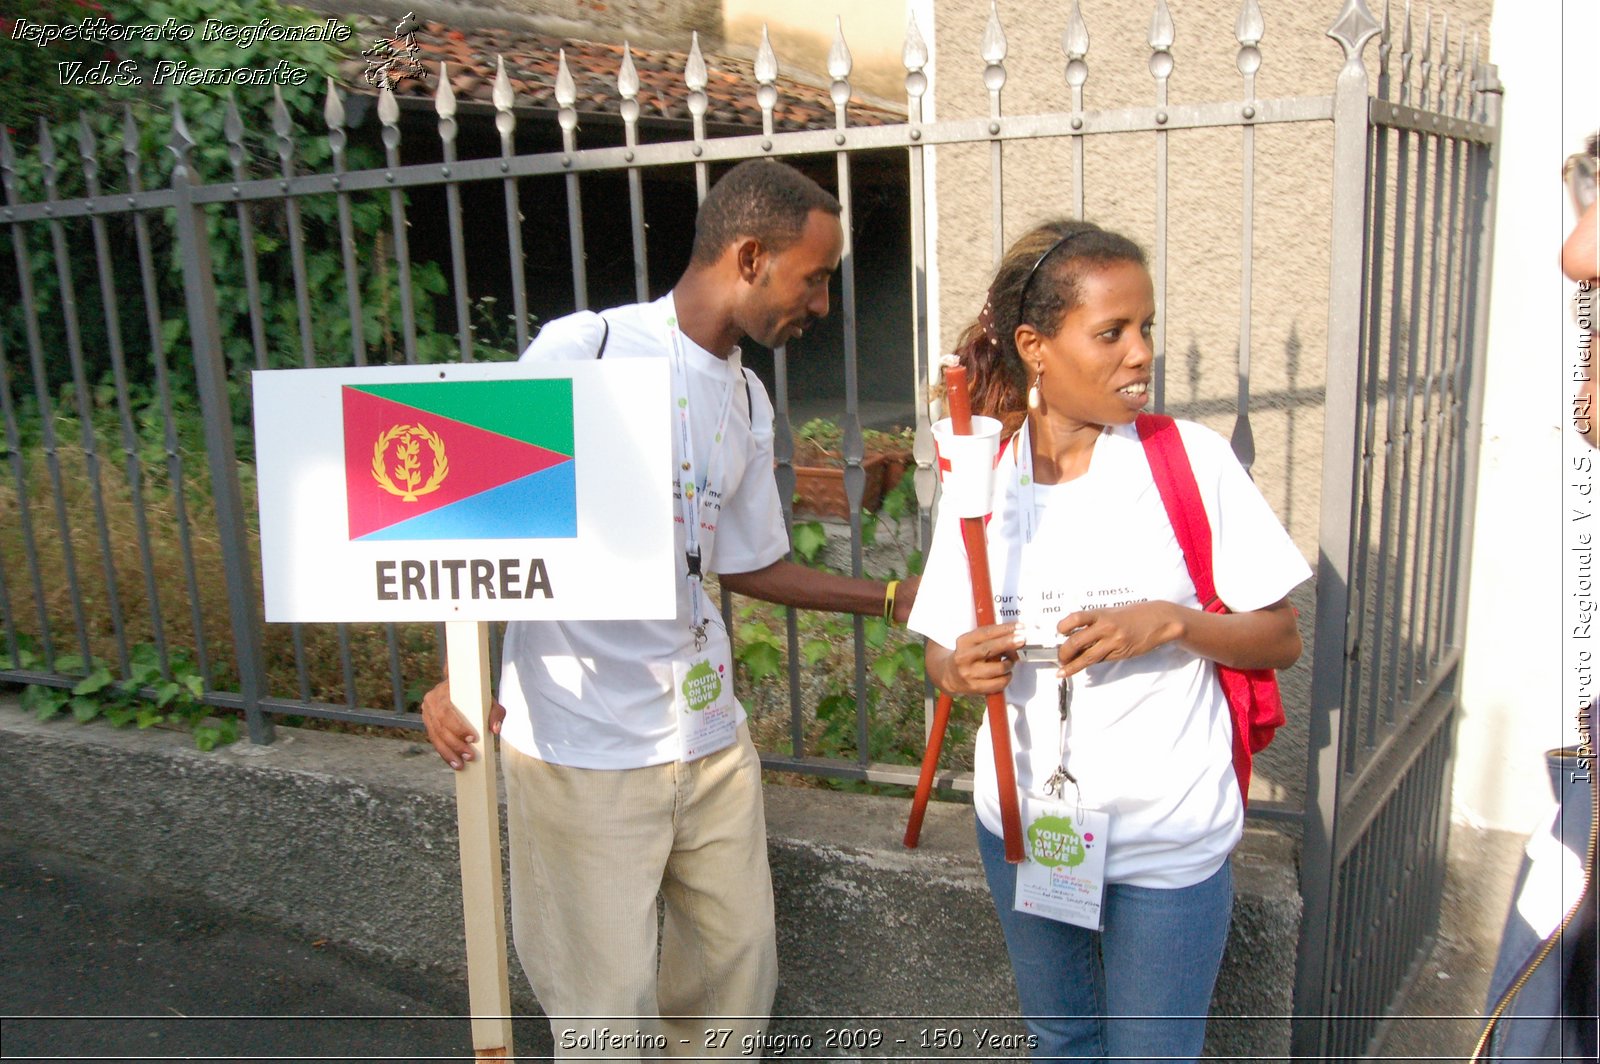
[0,837,553,1062]
[2,825,1517,1063]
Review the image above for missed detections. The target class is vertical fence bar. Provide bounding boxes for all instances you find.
[1232,0,1263,469]
[904,14,937,742]
[0,352,17,664]
[750,24,809,756]
[42,118,131,674]
[223,97,271,372]
[1448,59,1500,651]
[338,623,359,709]
[772,302,805,757]
[825,21,873,763]
[1439,46,1482,655]
[1433,43,1465,672]
[123,107,210,685]
[1347,121,1381,768]
[2,129,89,672]
[1405,19,1449,693]
[377,84,420,364]
[983,2,1007,270]
[0,321,47,668]
[1294,3,1380,1056]
[493,58,530,356]
[555,51,589,312]
[1149,0,1174,412]
[618,44,650,303]
[685,34,711,202]
[1365,2,1414,750]
[1347,4,1392,772]
[79,117,167,674]
[328,79,383,709]
[273,88,317,368]
[435,67,474,362]
[169,105,270,744]
[1063,2,1088,219]
[1385,14,1434,722]
[227,93,304,688]
[325,82,367,367]
[1431,42,1473,664]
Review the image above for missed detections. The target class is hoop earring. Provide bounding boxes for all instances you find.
[1027,367,1042,411]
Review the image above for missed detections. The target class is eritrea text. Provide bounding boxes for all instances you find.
[375,558,553,602]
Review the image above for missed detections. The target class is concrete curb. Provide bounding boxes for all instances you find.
[0,700,1296,1058]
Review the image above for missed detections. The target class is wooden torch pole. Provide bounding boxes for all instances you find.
[903,365,1025,862]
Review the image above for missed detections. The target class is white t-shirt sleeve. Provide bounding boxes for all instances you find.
[706,370,788,576]
[1177,421,1311,613]
[519,311,607,364]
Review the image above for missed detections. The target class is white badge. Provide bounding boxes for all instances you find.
[672,645,738,762]
[1013,796,1111,930]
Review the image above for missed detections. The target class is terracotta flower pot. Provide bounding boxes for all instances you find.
[791,453,890,519]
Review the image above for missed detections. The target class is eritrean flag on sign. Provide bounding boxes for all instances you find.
[342,380,577,541]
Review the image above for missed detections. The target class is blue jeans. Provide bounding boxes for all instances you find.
[977,819,1233,1063]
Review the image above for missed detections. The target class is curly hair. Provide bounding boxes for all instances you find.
[689,159,842,266]
[947,219,1147,437]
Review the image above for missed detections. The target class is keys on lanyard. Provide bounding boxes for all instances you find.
[1042,672,1077,800]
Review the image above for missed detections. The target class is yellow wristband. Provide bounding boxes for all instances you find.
[883,579,901,624]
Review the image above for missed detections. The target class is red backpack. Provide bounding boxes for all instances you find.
[1135,413,1286,805]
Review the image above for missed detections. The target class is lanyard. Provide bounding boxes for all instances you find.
[1011,418,1040,544]
[1010,418,1080,797]
[664,298,738,645]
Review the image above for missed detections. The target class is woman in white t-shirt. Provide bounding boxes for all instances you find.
[908,220,1309,1062]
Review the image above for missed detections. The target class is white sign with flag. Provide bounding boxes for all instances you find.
[253,360,673,623]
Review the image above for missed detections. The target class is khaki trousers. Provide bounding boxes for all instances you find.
[503,724,778,1060]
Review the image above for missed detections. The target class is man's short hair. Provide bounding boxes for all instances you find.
[689,160,842,265]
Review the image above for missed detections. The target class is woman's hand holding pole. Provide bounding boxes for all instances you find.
[903,364,1026,863]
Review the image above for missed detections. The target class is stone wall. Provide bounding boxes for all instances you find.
[0,699,1299,1058]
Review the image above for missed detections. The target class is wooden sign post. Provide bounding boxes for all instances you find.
[447,620,513,1058]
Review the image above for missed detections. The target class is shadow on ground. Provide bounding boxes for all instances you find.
[0,838,552,1062]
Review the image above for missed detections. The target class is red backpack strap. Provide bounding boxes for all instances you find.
[1135,415,1220,612]
[1135,414,1257,804]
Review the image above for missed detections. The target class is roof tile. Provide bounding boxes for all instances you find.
[342,18,904,131]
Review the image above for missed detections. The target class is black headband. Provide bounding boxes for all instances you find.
[1016,229,1092,328]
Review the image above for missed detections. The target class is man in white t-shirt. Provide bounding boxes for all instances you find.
[419,160,917,1057]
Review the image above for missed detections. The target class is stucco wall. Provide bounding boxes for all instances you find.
[919,0,1493,809]
[923,0,1492,561]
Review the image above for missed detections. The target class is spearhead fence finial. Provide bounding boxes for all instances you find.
[686,31,708,92]
[1149,0,1175,82]
[493,55,516,144]
[1327,0,1381,75]
[1063,0,1090,90]
[828,17,853,111]
[166,105,194,183]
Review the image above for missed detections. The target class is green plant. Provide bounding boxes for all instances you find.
[788,472,924,572]
[2,413,444,721]
[723,469,966,794]
[14,640,237,750]
[0,0,460,436]
[791,417,915,468]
